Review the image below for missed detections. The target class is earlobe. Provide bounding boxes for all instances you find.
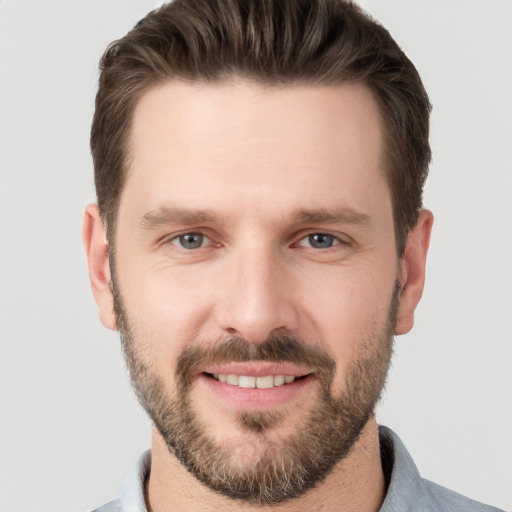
[82,204,117,331]
[394,209,434,335]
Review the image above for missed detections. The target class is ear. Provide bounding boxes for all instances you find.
[395,209,434,335]
[82,204,116,330]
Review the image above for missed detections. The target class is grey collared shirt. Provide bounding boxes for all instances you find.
[91,426,504,512]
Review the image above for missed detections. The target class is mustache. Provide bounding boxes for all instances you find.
[176,333,337,388]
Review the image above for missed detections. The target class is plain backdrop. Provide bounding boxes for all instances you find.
[0,1,511,511]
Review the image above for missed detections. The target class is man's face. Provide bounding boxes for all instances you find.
[109,81,401,503]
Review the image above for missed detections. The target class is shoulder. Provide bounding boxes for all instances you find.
[379,426,505,512]
[421,479,505,512]
[90,499,122,512]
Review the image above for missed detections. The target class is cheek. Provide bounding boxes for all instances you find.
[296,263,396,359]
[116,263,218,372]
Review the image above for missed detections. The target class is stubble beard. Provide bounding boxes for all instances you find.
[112,278,398,506]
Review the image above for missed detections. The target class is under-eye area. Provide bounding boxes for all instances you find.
[204,372,312,389]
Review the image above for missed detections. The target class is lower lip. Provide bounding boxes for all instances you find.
[198,373,314,410]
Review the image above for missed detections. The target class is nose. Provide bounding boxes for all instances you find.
[214,246,299,343]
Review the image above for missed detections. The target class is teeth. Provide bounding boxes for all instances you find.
[274,375,285,387]
[213,374,297,388]
[256,375,274,389]
[239,376,256,388]
[227,374,239,385]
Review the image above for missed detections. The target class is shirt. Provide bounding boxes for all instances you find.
[91,426,504,511]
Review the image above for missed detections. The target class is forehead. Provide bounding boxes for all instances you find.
[121,79,389,226]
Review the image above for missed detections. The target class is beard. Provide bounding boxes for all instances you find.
[112,277,398,506]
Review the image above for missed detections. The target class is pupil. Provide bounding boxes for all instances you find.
[180,234,203,249]
[310,234,333,248]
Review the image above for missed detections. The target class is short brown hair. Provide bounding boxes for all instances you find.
[91,0,431,255]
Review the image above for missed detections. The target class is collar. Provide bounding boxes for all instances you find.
[120,449,151,512]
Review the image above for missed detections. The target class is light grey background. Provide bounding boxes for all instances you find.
[0,1,510,511]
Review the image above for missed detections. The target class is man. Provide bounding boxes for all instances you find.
[82,0,503,510]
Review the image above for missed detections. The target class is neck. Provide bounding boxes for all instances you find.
[146,418,386,512]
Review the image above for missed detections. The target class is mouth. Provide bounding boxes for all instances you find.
[198,363,315,410]
[204,372,309,389]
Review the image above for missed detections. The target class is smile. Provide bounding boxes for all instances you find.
[209,373,298,389]
[200,368,314,409]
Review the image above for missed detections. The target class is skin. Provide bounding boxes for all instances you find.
[83,80,433,511]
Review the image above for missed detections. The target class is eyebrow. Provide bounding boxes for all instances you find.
[139,207,218,229]
[139,206,371,230]
[293,208,371,228]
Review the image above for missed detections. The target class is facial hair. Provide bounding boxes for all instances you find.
[113,277,398,506]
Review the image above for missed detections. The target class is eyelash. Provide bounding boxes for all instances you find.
[167,231,347,251]
[170,232,212,250]
[296,233,343,249]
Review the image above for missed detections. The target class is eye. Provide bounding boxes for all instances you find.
[298,233,340,249]
[171,233,209,250]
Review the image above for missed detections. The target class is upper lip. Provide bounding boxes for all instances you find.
[201,362,313,378]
